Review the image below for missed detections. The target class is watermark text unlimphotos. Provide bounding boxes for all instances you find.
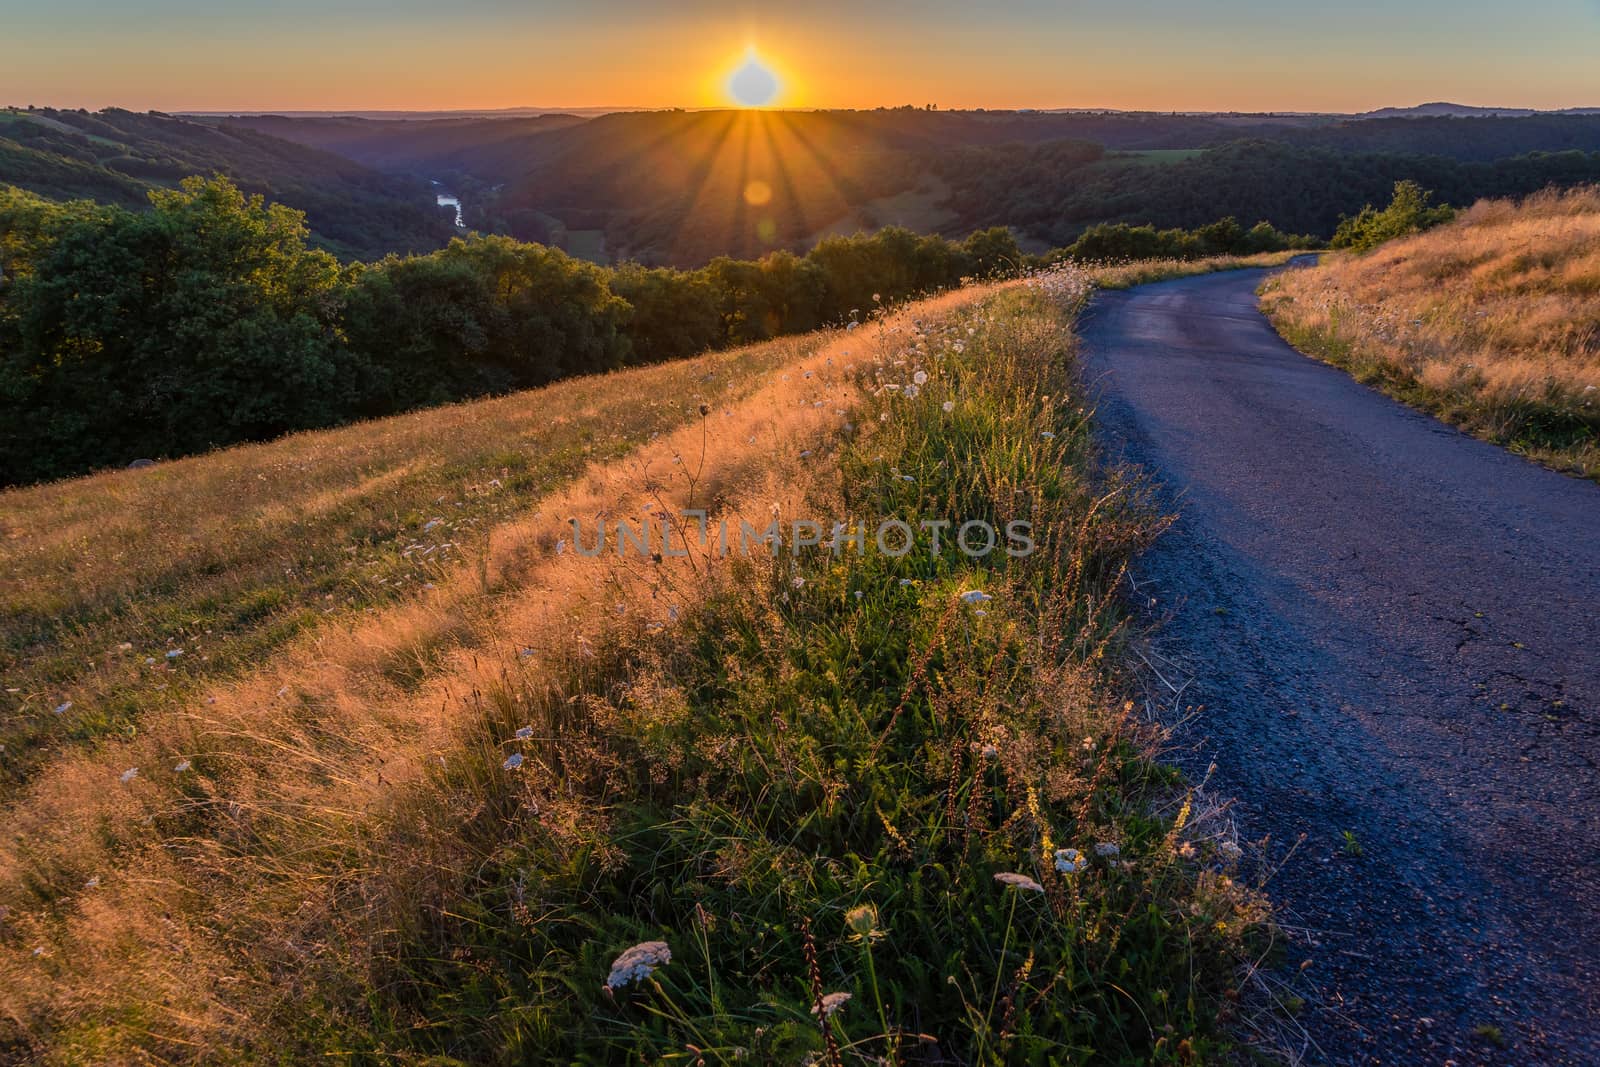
[563,511,1034,559]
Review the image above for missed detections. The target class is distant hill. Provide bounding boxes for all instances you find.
[0,107,455,257]
[1356,102,1600,120]
[225,108,1600,265]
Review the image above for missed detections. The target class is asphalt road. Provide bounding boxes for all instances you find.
[1081,264,1600,1064]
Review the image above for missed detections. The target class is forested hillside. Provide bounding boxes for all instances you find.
[229,108,1600,264]
[0,108,454,257]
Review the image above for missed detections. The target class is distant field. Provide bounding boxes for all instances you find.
[1263,187,1600,478]
[560,226,608,262]
[1114,148,1207,165]
[809,176,960,243]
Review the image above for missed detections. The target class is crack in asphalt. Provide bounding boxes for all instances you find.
[1081,264,1600,1065]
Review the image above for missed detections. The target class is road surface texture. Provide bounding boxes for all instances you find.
[1081,264,1600,1065]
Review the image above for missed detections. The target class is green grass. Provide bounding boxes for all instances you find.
[295,279,1266,1064]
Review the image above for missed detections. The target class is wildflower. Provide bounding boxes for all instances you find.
[605,940,671,990]
[791,576,806,589]
[1040,431,1056,440]
[1094,842,1120,859]
[53,701,72,715]
[913,370,929,386]
[898,578,914,587]
[173,759,192,773]
[903,384,921,399]
[120,768,138,783]
[844,904,882,940]
[503,753,525,771]
[1219,840,1243,863]
[514,726,534,739]
[166,649,183,659]
[1054,848,1086,874]
[959,590,992,606]
[813,992,853,1017]
[993,872,1044,893]
[84,876,100,889]
[942,400,955,413]
[853,590,864,600]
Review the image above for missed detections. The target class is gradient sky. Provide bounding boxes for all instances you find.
[2,0,1596,113]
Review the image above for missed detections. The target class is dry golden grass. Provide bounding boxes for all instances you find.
[1087,250,1305,290]
[0,337,814,794]
[0,285,1003,1061]
[1262,186,1600,478]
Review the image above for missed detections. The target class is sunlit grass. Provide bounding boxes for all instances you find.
[1262,186,1600,478]
[0,336,817,795]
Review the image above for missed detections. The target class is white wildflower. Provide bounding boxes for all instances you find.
[84,876,100,889]
[903,384,921,399]
[166,649,183,659]
[173,759,191,773]
[942,400,955,413]
[53,701,72,715]
[791,576,806,589]
[1094,842,1120,859]
[959,590,992,606]
[605,940,671,990]
[120,768,138,784]
[913,370,929,386]
[1054,848,1086,874]
[994,872,1044,893]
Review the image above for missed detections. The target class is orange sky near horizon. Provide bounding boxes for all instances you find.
[3,1,1598,114]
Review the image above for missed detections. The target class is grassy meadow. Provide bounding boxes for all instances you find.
[1262,186,1600,478]
[0,336,819,797]
[0,270,1269,1064]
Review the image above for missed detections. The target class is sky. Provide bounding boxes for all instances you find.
[1,0,1596,113]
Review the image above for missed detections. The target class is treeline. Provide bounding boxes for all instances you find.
[0,178,1029,485]
[944,140,1600,245]
[1331,180,1456,252]
[1055,215,1316,261]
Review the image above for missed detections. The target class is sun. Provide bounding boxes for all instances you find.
[726,49,781,108]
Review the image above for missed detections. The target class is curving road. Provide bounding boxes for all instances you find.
[1081,263,1600,1064]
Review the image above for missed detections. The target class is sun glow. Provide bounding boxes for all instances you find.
[725,48,783,107]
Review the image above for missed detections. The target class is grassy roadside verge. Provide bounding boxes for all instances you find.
[1087,251,1306,291]
[0,335,816,794]
[1259,192,1600,480]
[295,274,1266,1063]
